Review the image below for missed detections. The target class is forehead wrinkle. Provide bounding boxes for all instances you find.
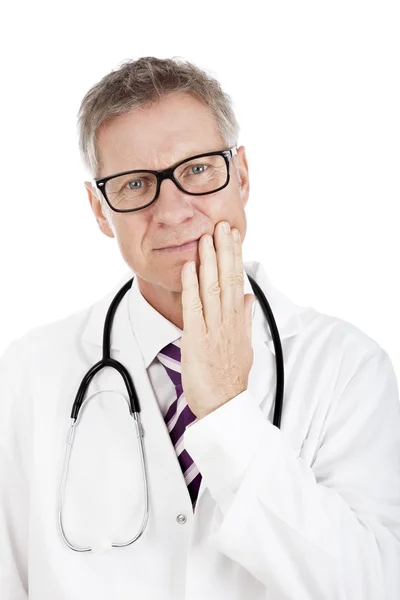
[121,143,223,172]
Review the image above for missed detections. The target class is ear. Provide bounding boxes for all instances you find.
[234,146,250,208]
[84,181,115,239]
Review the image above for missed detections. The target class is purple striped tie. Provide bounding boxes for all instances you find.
[157,339,202,510]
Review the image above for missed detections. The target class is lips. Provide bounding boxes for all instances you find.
[158,237,199,250]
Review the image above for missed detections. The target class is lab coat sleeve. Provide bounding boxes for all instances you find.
[0,359,29,599]
[184,348,400,600]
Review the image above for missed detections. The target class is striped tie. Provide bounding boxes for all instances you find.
[157,339,202,510]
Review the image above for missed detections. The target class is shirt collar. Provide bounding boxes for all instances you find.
[82,261,303,364]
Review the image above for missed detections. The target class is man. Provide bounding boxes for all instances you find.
[1,56,399,599]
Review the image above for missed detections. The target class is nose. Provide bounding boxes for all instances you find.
[152,177,195,224]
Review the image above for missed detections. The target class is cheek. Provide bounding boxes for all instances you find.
[204,191,236,220]
[216,190,246,222]
[114,215,144,245]
[112,221,141,260]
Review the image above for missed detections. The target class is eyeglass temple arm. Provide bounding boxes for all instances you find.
[228,146,241,183]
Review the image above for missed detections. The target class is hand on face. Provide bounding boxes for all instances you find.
[180,221,255,420]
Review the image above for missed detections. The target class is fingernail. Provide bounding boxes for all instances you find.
[206,234,213,247]
[223,222,230,234]
[232,229,239,242]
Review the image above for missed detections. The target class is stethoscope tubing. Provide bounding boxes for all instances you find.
[59,272,284,552]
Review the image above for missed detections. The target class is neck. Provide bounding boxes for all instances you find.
[136,275,184,331]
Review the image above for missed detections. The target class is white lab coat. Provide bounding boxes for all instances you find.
[1,260,400,600]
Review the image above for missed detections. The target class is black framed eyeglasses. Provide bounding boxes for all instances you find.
[91,146,238,213]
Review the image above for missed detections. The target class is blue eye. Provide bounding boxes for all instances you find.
[189,164,207,175]
[127,179,144,189]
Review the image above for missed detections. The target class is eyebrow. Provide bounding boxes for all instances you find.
[145,148,223,171]
[101,148,225,179]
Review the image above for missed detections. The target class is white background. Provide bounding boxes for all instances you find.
[1,1,399,379]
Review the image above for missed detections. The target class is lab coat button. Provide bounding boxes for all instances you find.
[176,514,187,524]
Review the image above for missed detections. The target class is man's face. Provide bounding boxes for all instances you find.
[86,91,250,293]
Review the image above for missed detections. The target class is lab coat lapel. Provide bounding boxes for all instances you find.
[244,260,303,415]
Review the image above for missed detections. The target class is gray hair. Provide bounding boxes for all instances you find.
[77,56,240,179]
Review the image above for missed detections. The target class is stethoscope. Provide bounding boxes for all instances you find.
[58,271,284,553]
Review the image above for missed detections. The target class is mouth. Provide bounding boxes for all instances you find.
[155,238,200,252]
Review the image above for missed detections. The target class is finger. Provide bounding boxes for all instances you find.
[181,260,206,337]
[215,221,236,322]
[244,293,255,341]
[231,228,245,314]
[198,232,221,331]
